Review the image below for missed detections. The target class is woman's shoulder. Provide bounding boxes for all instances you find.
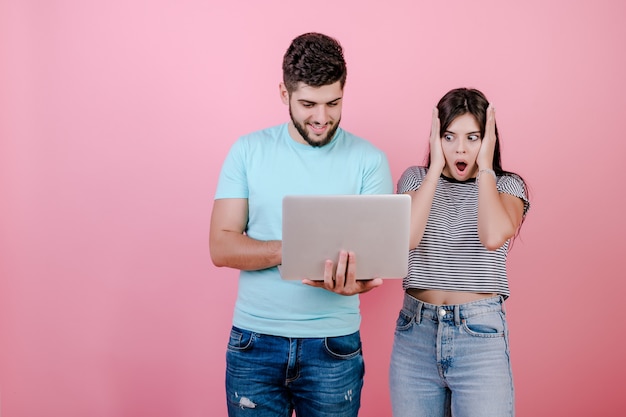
[497,173,530,214]
[401,165,428,178]
[397,166,429,193]
[496,173,526,193]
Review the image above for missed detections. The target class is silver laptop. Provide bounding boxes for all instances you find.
[280,194,410,281]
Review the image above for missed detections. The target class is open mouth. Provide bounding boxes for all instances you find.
[308,123,328,135]
[456,161,467,172]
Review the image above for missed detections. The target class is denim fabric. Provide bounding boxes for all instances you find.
[389,293,514,417]
[225,326,364,417]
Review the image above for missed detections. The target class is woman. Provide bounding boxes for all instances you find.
[389,88,530,417]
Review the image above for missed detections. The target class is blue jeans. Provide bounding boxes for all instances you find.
[389,293,514,417]
[225,326,364,417]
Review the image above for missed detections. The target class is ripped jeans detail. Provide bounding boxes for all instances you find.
[225,326,363,417]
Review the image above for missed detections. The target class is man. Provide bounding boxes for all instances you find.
[210,32,393,417]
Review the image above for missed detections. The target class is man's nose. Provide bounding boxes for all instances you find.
[312,106,329,124]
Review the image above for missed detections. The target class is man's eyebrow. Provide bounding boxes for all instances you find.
[297,97,342,105]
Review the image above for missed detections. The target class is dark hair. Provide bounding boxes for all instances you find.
[282,32,347,94]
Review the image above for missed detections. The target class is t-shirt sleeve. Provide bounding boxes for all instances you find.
[214,138,249,200]
[397,166,427,194]
[360,150,394,195]
[497,174,530,215]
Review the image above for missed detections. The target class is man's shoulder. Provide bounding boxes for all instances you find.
[240,123,286,141]
[337,128,385,153]
[229,124,287,155]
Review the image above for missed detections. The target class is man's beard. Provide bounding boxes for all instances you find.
[290,107,340,148]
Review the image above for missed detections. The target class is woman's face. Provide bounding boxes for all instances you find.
[441,113,482,181]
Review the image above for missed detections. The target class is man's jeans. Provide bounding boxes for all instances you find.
[389,293,514,417]
[226,326,364,417]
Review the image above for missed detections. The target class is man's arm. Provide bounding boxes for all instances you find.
[209,198,282,271]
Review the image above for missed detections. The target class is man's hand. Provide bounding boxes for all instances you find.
[302,251,383,295]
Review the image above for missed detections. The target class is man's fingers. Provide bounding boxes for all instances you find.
[345,251,357,284]
[305,251,384,296]
[358,278,384,293]
[333,250,349,288]
[323,258,335,289]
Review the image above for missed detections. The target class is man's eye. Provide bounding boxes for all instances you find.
[302,103,314,108]
[328,102,338,107]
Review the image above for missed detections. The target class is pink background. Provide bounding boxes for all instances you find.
[1,1,625,416]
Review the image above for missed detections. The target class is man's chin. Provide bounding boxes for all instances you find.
[304,136,331,147]
[303,125,339,148]
[291,117,340,148]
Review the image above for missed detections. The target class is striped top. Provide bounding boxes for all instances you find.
[397,166,530,298]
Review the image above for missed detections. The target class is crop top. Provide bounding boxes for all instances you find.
[397,166,530,298]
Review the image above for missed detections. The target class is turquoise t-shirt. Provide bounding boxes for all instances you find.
[215,123,393,337]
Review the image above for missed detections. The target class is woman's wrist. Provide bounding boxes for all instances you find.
[476,168,496,184]
[477,162,493,171]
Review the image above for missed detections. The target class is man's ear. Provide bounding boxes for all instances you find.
[279,82,289,105]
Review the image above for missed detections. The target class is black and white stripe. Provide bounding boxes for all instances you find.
[397,166,529,298]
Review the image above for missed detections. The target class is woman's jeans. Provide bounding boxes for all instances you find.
[225,326,364,417]
[389,293,514,417]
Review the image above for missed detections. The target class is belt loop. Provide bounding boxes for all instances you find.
[454,305,461,326]
[415,301,423,324]
[500,296,506,315]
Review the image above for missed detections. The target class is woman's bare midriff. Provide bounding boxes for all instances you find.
[406,288,497,305]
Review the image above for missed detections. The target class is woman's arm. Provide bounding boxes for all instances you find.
[477,173,525,250]
[476,106,525,250]
[408,108,445,249]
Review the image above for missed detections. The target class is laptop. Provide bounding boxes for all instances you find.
[280,194,411,281]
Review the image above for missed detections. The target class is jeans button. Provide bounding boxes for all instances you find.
[438,308,446,317]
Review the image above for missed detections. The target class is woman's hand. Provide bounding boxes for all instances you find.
[477,104,496,170]
[429,107,445,173]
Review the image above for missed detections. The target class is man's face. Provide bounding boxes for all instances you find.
[280,81,343,147]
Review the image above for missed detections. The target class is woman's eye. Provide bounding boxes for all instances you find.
[468,134,480,141]
[443,134,454,141]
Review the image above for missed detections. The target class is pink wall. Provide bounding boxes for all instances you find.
[2,1,625,416]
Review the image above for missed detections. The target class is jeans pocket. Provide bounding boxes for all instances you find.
[324,331,362,360]
[227,326,255,351]
[462,312,506,338]
[394,309,414,332]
